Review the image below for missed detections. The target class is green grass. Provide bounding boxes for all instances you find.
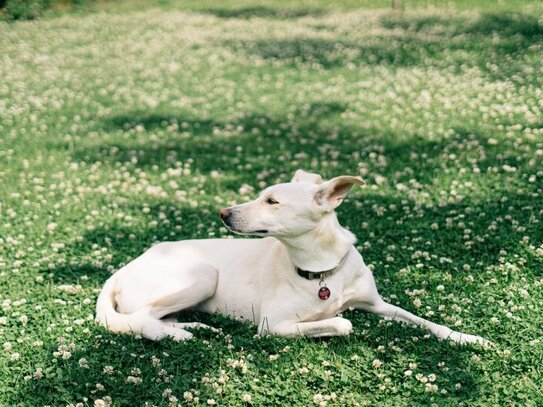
[1,1,543,406]
[17,0,543,20]
[56,0,543,15]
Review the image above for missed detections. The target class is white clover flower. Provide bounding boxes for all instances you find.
[34,368,44,380]
[372,359,383,369]
[425,383,438,393]
[313,393,324,404]
[126,376,142,385]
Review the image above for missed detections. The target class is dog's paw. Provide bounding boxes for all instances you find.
[334,318,353,336]
[163,326,194,341]
[449,331,492,347]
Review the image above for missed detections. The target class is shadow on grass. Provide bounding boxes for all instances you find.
[74,105,450,186]
[382,12,543,38]
[20,327,225,405]
[75,106,539,191]
[17,300,486,405]
[199,6,326,19]
[222,12,542,79]
[74,103,359,184]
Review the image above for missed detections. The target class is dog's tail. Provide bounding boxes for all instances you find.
[95,276,161,338]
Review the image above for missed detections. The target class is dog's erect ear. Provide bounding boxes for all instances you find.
[315,175,365,210]
[291,169,323,184]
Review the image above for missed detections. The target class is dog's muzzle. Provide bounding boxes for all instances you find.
[219,207,268,235]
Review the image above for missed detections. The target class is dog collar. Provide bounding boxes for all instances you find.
[295,251,350,300]
[295,251,349,281]
[296,266,335,281]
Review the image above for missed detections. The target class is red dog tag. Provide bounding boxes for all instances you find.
[318,286,331,300]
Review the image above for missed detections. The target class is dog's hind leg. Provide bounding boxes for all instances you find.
[143,264,219,340]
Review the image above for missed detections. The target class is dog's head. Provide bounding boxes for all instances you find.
[219,169,364,238]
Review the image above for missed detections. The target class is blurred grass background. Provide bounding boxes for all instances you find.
[3,0,543,20]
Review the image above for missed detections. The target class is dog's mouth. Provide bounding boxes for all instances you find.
[226,226,269,236]
[220,215,269,235]
[239,229,269,235]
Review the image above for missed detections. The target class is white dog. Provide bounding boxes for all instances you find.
[96,170,489,345]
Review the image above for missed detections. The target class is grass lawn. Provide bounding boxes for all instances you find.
[1,1,543,406]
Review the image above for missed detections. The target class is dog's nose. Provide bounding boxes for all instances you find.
[219,208,231,221]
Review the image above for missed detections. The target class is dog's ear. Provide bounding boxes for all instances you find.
[291,169,323,184]
[315,175,365,210]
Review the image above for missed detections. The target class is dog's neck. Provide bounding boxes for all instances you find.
[278,212,356,272]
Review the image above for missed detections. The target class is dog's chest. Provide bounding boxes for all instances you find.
[287,278,353,321]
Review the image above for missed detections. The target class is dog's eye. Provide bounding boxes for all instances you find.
[266,198,279,205]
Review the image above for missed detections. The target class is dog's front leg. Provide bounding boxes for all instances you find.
[262,317,353,338]
[356,299,490,346]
